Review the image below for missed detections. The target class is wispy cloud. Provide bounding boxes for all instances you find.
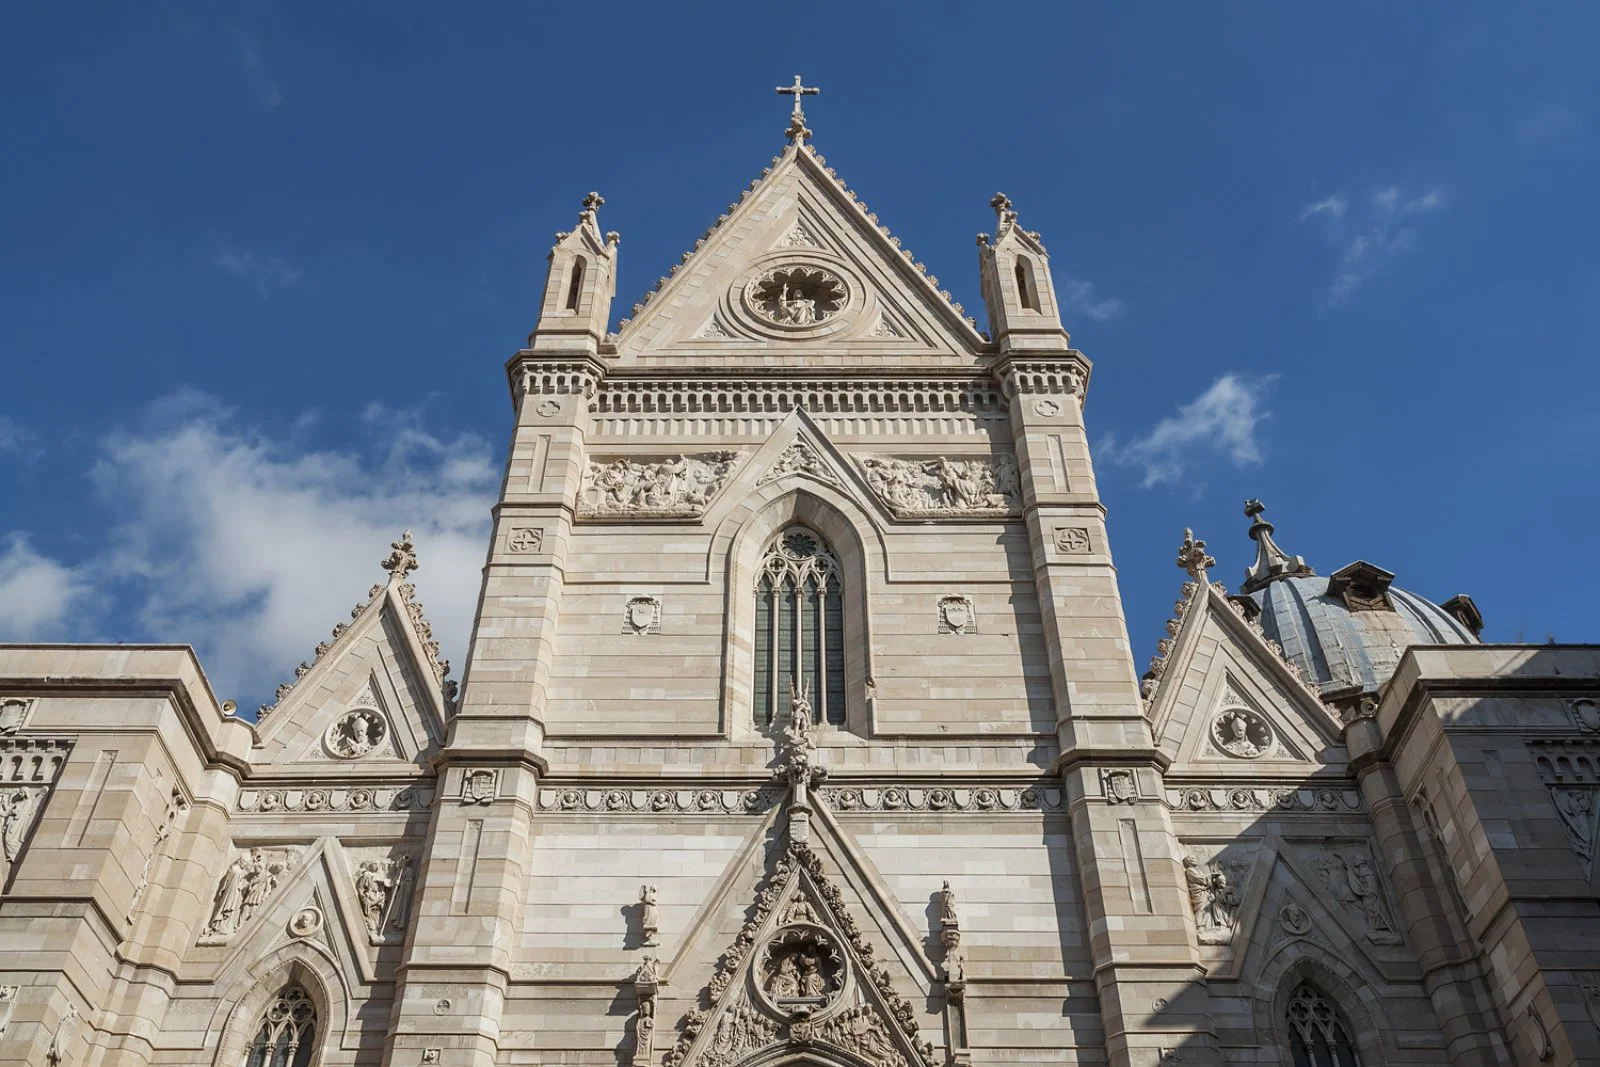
[0,534,93,641]
[0,416,43,463]
[235,32,284,111]
[1100,374,1273,488]
[212,243,303,299]
[1515,102,1585,156]
[1297,184,1446,308]
[1058,277,1126,322]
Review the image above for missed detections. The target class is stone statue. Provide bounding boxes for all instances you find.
[388,855,414,932]
[1183,855,1239,942]
[206,854,253,937]
[768,954,800,999]
[356,859,396,940]
[46,1004,78,1067]
[640,884,660,947]
[0,788,36,870]
[938,880,959,926]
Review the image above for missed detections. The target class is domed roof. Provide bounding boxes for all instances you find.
[1237,501,1480,700]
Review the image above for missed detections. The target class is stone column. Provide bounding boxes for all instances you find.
[996,356,1218,1067]
[382,352,599,1067]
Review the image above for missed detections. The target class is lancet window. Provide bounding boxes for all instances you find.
[754,528,845,727]
[565,257,586,311]
[244,986,317,1067]
[1015,256,1040,311]
[1286,984,1361,1067]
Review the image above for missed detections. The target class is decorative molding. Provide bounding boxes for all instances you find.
[590,377,1007,418]
[236,785,432,815]
[127,785,188,922]
[0,736,72,783]
[1142,579,1205,704]
[199,846,297,943]
[511,359,605,402]
[757,439,840,488]
[623,596,662,635]
[580,453,742,518]
[1054,527,1091,554]
[538,785,780,815]
[821,782,1063,813]
[994,359,1086,397]
[507,526,544,553]
[1166,784,1364,814]
[855,454,1020,518]
[937,594,976,635]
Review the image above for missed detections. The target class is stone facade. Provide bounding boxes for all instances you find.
[0,110,1596,1067]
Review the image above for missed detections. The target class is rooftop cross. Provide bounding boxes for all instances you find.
[776,74,820,143]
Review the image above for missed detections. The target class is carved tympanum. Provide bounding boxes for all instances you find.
[857,454,1019,518]
[747,266,846,327]
[581,453,740,517]
[758,926,844,1016]
[1211,707,1273,759]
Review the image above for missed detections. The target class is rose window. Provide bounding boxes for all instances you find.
[749,266,846,327]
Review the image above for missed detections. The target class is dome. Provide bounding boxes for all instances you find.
[1237,501,1480,702]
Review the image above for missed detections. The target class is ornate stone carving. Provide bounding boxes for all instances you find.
[779,220,819,248]
[1571,697,1600,733]
[1211,707,1274,759]
[0,698,31,735]
[0,785,45,884]
[201,847,294,942]
[1182,853,1242,944]
[640,884,660,947]
[1055,527,1091,553]
[1526,1003,1554,1062]
[1166,784,1363,814]
[289,905,323,938]
[1309,844,1402,944]
[45,1004,77,1067]
[422,1051,442,1065]
[534,398,561,418]
[1102,768,1138,804]
[757,440,839,488]
[1033,398,1061,417]
[937,594,975,634]
[856,454,1020,518]
[461,769,498,805]
[822,782,1063,814]
[1550,786,1597,876]
[0,983,17,1035]
[757,925,845,1015]
[127,786,187,922]
[237,785,430,814]
[1278,901,1312,935]
[697,317,733,339]
[869,315,904,339]
[507,526,544,553]
[580,453,740,517]
[355,855,414,942]
[746,266,846,327]
[623,596,662,635]
[633,955,661,1067]
[1176,528,1215,581]
[325,708,388,760]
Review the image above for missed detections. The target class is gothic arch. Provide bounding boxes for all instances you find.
[1251,940,1393,1066]
[735,1043,882,1067]
[713,485,885,741]
[210,941,350,1067]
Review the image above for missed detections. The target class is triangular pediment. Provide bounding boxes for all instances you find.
[1148,581,1346,774]
[251,575,448,772]
[664,832,938,1067]
[613,143,987,365]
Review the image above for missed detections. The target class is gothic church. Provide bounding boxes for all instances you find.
[2,86,1598,1067]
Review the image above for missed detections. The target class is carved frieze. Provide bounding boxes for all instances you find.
[580,452,741,517]
[822,783,1063,813]
[1298,842,1403,945]
[237,785,431,814]
[199,846,296,943]
[1166,784,1363,814]
[855,454,1019,518]
[539,786,779,815]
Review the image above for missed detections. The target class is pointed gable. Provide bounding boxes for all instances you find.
[250,532,450,772]
[612,142,987,366]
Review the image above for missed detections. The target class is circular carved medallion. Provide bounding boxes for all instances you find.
[535,398,561,418]
[755,923,846,1019]
[1211,707,1273,759]
[1034,398,1061,417]
[289,906,323,938]
[745,266,847,328]
[326,708,388,759]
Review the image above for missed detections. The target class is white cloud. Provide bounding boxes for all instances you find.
[1058,278,1126,322]
[87,390,497,709]
[1297,184,1446,308]
[0,534,93,641]
[0,416,42,463]
[235,33,284,111]
[212,244,303,298]
[1100,374,1272,488]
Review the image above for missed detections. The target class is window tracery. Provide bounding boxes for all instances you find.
[1286,983,1361,1067]
[244,986,317,1067]
[755,529,845,727]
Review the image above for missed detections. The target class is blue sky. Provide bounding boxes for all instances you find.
[3,3,1596,712]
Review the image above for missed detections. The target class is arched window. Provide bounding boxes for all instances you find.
[1287,984,1361,1067]
[755,528,845,727]
[1014,257,1039,311]
[564,257,586,311]
[245,986,317,1067]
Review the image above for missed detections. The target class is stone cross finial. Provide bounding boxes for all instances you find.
[1176,529,1216,582]
[581,191,605,213]
[990,193,1018,228]
[381,530,419,581]
[777,74,819,142]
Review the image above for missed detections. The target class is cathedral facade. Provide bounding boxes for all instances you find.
[2,97,1599,1067]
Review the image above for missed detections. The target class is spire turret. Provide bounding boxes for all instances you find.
[1240,499,1314,593]
[528,190,620,355]
[976,192,1070,352]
